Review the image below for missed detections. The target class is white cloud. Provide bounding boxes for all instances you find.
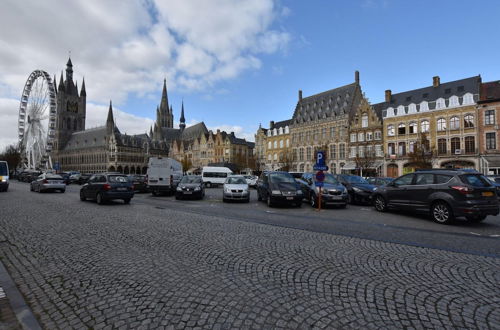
[0,0,289,147]
[0,98,20,151]
[85,103,155,135]
[208,124,256,142]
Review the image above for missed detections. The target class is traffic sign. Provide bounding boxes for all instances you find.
[54,162,60,171]
[313,165,329,171]
[316,151,326,166]
[316,170,325,182]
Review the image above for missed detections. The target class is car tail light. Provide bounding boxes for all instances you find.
[451,186,473,195]
[103,184,111,191]
[170,175,173,184]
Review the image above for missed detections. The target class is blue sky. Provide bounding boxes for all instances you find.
[1,0,499,148]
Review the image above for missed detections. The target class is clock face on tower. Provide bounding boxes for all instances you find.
[66,100,79,113]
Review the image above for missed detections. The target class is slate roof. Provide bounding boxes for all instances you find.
[270,119,292,129]
[292,83,360,124]
[64,127,109,150]
[161,122,209,144]
[479,80,500,103]
[373,76,481,115]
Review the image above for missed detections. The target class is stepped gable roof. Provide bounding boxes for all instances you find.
[373,76,481,111]
[63,126,108,150]
[479,80,500,103]
[181,122,208,140]
[292,83,359,124]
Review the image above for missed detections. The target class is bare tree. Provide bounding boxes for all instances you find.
[407,132,436,169]
[0,144,21,173]
[278,148,294,172]
[181,155,192,174]
[354,147,377,176]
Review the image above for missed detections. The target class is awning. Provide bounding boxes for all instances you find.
[482,156,500,168]
[341,161,356,170]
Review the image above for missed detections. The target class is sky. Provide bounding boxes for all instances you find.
[1,0,500,151]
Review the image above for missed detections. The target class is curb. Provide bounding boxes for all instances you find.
[0,260,42,330]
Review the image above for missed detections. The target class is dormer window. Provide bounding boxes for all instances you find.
[420,101,429,112]
[386,107,395,117]
[449,95,459,107]
[284,126,289,134]
[462,93,474,105]
[436,98,446,109]
[408,103,417,114]
[267,130,271,137]
[397,105,405,115]
[278,127,283,135]
[273,128,277,136]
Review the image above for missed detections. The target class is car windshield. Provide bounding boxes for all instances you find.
[226,177,247,184]
[270,173,295,184]
[380,178,394,184]
[319,174,339,184]
[46,175,63,179]
[181,176,202,183]
[461,174,491,187]
[108,175,129,183]
[0,162,7,175]
[344,175,368,184]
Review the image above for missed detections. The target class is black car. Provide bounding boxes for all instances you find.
[175,175,205,200]
[257,171,303,207]
[367,177,394,186]
[298,172,348,208]
[59,172,71,185]
[128,174,149,192]
[333,174,376,204]
[372,169,499,224]
[80,173,134,205]
[77,173,93,185]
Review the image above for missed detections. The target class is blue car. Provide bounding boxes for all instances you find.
[333,174,377,204]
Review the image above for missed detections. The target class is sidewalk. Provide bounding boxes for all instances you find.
[0,261,41,330]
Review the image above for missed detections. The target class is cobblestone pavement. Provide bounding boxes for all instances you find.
[0,183,499,329]
[0,285,21,329]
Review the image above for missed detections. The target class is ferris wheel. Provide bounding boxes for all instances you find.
[18,70,57,170]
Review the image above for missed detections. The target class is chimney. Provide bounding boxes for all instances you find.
[433,76,440,87]
[270,121,275,129]
[217,129,220,134]
[385,90,392,103]
[298,90,302,101]
[355,70,360,84]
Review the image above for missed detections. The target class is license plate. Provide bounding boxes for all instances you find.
[117,187,127,191]
[286,196,293,200]
[330,195,342,200]
[482,191,494,197]
[184,191,192,194]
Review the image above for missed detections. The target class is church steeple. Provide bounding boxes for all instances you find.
[179,100,186,131]
[106,100,115,133]
[159,78,170,128]
[66,57,73,83]
[58,71,65,92]
[80,77,86,97]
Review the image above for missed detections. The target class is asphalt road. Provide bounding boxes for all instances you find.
[0,181,499,329]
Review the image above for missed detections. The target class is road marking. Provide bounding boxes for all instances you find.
[470,232,482,236]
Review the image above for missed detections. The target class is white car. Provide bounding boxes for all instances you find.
[223,175,250,203]
[244,175,257,187]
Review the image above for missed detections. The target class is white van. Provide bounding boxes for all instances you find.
[201,166,233,187]
[147,157,183,195]
[0,161,9,192]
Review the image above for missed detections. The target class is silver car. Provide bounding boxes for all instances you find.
[30,173,66,193]
[223,175,250,203]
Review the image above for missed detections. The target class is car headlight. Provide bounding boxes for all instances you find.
[194,186,201,191]
[271,190,281,195]
[242,190,249,194]
[225,188,232,193]
[352,187,362,193]
[373,187,378,192]
[296,190,303,195]
[342,188,348,194]
[176,187,182,191]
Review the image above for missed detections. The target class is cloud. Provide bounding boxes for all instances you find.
[208,124,256,142]
[85,103,155,135]
[0,98,20,151]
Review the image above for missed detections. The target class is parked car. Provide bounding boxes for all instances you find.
[30,173,66,193]
[333,174,376,204]
[59,172,71,185]
[147,157,183,195]
[485,177,500,201]
[202,166,233,188]
[257,171,303,207]
[80,173,134,205]
[176,175,205,200]
[367,177,394,186]
[289,172,303,179]
[372,169,499,224]
[298,172,348,208]
[244,175,258,187]
[223,175,250,203]
[127,174,149,193]
[75,173,93,185]
[0,161,9,192]
[487,175,500,184]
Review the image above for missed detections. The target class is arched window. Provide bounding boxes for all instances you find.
[273,153,278,161]
[268,141,272,149]
[398,123,406,135]
[361,113,368,128]
[450,116,460,130]
[464,115,474,128]
[409,122,417,134]
[268,154,272,161]
[451,137,461,154]
[306,147,312,160]
[273,141,277,149]
[286,139,289,148]
[465,136,475,154]
[67,118,71,129]
[421,120,430,132]
[398,142,406,156]
[299,148,304,161]
[438,138,447,155]
[437,118,447,131]
[387,125,395,136]
[279,140,284,148]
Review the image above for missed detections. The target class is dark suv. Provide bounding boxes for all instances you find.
[257,171,303,207]
[372,169,499,224]
[298,172,348,208]
[80,173,134,205]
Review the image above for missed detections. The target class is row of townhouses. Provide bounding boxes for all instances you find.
[255,72,500,177]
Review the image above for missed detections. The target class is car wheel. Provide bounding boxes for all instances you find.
[61,189,65,193]
[30,184,34,192]
[245,198,250,203]
[96,193,105,205]
[465,215,487,223]
[431,201,454,224]
[123,198,131,204]
[175,195,181,200]
[339,203,347,209]
[267,195,274,207]
[310,194,317,208]
[80,190,86,201]
[296,202,302,208]
[151,190,158,196]
[374,195,387,212]
[205,182,211,188]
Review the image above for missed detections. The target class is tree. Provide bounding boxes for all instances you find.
[0,144,21,174]
[407,132,435,169]
[278,148,294,172]
[354,147,377,176]
[181,155,192,174]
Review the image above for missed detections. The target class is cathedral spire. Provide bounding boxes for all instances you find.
[58,71,65,92]
[179,100,186,131]
[80,77,86,97]
[106,100,115,133]
[159,78,169,128]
